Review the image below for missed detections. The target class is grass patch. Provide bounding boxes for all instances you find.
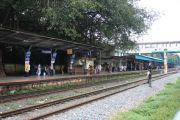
[111,78,180,120]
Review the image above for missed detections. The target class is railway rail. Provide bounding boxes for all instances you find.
[0,71,177,120]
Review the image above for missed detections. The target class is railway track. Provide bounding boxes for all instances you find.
[0,73,146,103]
[0,71,177,120]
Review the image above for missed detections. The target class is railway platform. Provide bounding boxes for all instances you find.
[0,69,177,94]
[0,74,86,84]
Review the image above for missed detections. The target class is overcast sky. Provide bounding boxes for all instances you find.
[137,0,180,43]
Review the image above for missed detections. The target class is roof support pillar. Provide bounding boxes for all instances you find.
[0,49,6,77]
[24,46,31,76]
[164,50,168,74]
[99,50,102,65]
[50,49,57,76]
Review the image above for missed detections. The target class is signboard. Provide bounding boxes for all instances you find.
[67,49,73,55]
[25,63,30,72]
[25,51,31,64]
[51,52,57,64]
[72,54,75,59]
[69,54,75,64]
[84,51,91,56]
[41,50,51,54]
[70,58,74,64]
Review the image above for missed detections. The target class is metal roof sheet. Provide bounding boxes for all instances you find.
[135,55,163,63]
[0,27,102,51]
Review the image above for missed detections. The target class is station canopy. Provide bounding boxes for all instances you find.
[102,54,164,63]
[135,55,163,63]
[0,27,102,51]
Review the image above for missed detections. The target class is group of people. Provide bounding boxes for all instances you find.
[87,62,153,88]
[86,64,128,75]
[25,64,55,77]
[25,62,153,88]
[102,64,127,73]
[86,64,102,75]
[36,64,55,76]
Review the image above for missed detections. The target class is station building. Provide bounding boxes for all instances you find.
[0,28,175,77]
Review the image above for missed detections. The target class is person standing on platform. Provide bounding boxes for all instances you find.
[97,64,102,74]
[89,65,93,75]
[60,65,64,75]
[147,62,152,87]
[37,64,41,76]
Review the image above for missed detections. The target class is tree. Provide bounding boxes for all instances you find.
[0,0,154,51]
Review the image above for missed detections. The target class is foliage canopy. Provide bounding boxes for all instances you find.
[0,0,153,51]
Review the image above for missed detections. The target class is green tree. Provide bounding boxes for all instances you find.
[0,0,154,51]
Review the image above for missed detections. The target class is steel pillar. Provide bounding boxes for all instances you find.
[164,51,168,74]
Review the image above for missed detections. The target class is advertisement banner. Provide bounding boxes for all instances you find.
[25,63,30,72]
[25,51,31,64]
[51,52,57,64]
[84,51,91,56]
[41,50,51,54]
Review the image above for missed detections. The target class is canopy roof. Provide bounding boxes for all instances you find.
[102,54,164,63]
[0,27,102,51]
[135,55,163,63]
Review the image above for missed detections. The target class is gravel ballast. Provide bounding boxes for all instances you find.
[45,73,180,120]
